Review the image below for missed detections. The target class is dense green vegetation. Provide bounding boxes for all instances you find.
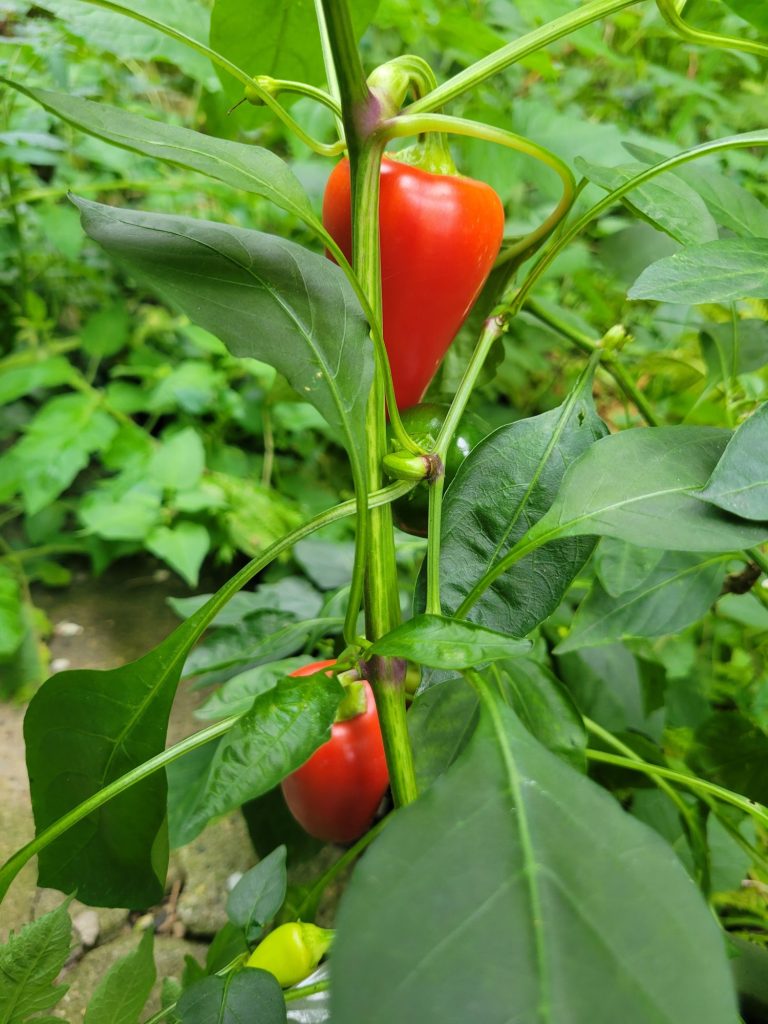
[1,1,768,1020]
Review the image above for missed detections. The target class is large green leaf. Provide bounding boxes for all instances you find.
[629,239,768,304]
[5,83,317,228]
[576,157,717,245]
[210,0,380,103]
[72,198,372,468]
[556,552,726,652]
[722,0,768,31]
[697,402,768,521]
[525,426,768,553]
[331,692,738,1023]
[433,375,607,635]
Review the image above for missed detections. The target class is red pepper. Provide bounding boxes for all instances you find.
[322,155,505,409]
[281,661,389,843]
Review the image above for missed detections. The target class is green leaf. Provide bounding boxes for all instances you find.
[148,428,205,492]
[367,614,531,669]
[693,713,768,806]
[72,198,372,468]
[22,594,224,906]
[80,303,131,358]
[0,394,117,515]
[226,846,287,943]
[408,678,480,791]
[79,484,163,541]
[722,0,768,31]
[195,658,308,721]
[697,402,768,521]
[167,738,220,850]
[180,674,344,840]
[629,239,768,304]
[34,0,212,81]
[0,566,23,660]
[676,165,768,240]
[84,928,155,1024]
[7,83,316,228]
[526,426,768,553]
[699,321,768,382]
[433,377,607,635]
[556,553,726,653]
[0,899,71,1023]
[146,522,210,587]
[210,0,379,102]
[595,538,664,597]
[175,970,286,1024]
[0,356,73,406]
[330,694,738,1023]
[576,158,718,245]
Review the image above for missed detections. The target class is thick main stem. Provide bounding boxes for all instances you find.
[319,0,418,807]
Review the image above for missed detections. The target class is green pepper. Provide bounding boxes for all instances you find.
[388,403,488,537]
[245,922,334,988]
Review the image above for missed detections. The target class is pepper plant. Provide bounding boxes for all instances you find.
[2,0,768,1020]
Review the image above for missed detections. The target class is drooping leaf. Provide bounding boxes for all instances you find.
[0,566,24,660]
[629,238,768,304]
[5,83,317,229]
[72,198,373,469]
[226,846,287,943]
[0,899,72,1023]
[180,674,344,840]
[697,402,768,521]
[433,373,607,635]
[576,157,718,244]
[556,552,726,652]
[84,928,156,1024]
[524,426,768,554]
[331,693,738,1023]
[176,969,286,1024]
[367,614,531,669]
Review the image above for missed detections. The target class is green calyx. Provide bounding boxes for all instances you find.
[335,678,368,722]
[383,451,442,483]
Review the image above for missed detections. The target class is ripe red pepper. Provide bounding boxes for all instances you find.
[322,156,505,409]
[281,660,389,843]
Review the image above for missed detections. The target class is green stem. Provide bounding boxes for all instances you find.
[656,0,768,58]
[295,815,389,921]
[585,749,768,830]
[320,0,418,809]
[0,480,414,904]
[584,717,709,884]
[250,77,341,118]
[284,980,331,1002]
[406,0,645,113]
[425,474,445,616]
[0,716,238,901]
[747,548,768,577]
[524,298,661,426]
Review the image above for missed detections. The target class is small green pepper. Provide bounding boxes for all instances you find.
[245,922,334,988]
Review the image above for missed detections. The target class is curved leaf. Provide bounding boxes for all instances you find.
[697,402,768,521]
[72,197,372,468]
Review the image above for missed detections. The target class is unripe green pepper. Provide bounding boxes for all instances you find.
[245,922,334,987]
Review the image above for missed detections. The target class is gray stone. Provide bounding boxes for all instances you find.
[175,813,256,936]
[53,932,208,1021]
